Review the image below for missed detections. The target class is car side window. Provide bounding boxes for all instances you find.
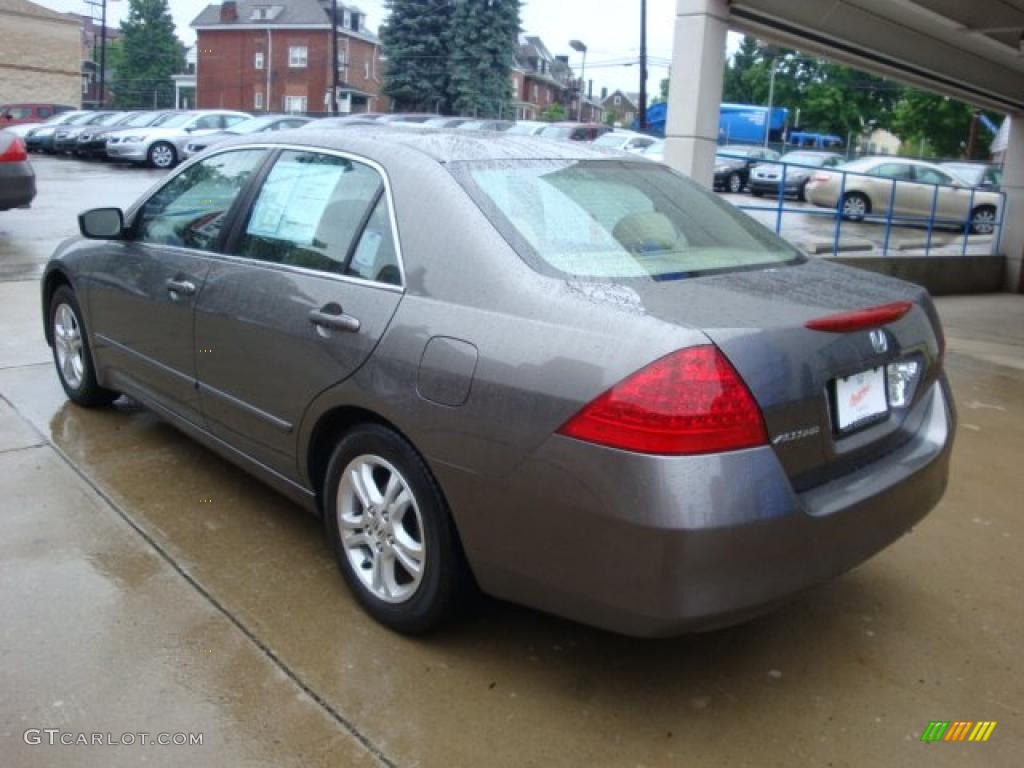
[346,196,401,285]
[223,115,246,128]
[873,163,913,180]
[38,107,53,118]
[193,115,223,130]
[135,149,267,251]
[914,167,953,186]
[238,150,386,277]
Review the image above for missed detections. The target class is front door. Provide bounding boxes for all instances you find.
[88,148,269,423]
[194,149,404,476]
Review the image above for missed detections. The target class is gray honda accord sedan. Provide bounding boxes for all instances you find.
[41,129,954,637]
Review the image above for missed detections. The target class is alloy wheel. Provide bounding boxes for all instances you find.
[150,143,175,168]
[53,302,85,390]
[842,194,867,218]
[971,208,996,235]
[728,173,742,194]
[337,454,426,604]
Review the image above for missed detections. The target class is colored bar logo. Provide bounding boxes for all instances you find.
[921,721,997,742]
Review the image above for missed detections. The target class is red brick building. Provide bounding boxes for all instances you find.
[190,0,386,115]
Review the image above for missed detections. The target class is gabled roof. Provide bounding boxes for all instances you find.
[602,90,640,108]
[192,0,379,42]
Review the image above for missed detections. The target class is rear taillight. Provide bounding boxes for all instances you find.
[0,137,28,162]
[805,301,912,333]
[557,346,768,455]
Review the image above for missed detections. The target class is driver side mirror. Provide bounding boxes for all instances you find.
[79,208,125,239]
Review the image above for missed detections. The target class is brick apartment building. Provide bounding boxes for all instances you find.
[0,0,80,108]
[190,0,386,115]
[512,35,602,122]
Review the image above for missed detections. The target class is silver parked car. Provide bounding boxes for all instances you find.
[591,130,658,154]
[106,110,250,168]
[183,114,313,159]
[43,130,954,636]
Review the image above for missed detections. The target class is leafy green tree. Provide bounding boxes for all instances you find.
[112,0,184,109]
[381,0,454,112]
[891,90,995,159]
[447,0,520,117]
[539,103,567,122]
[721,35,760,103]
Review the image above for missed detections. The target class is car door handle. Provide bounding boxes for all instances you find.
[309,305,361,334]
[166,278,196,297]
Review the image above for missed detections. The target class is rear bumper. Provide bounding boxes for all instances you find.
[0,165,36,210]
[439,377,954,637]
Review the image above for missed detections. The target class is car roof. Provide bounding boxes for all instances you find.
[229,125,633,164]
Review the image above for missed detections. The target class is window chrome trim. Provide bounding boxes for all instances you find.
[126,142,408,291]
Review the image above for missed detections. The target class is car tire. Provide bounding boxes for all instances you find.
[840,191,870,221]
[797,181,809,202]
[969,205,997,235]
[49,285,119,408]
[323,423,470,634]
[148,141,177,169]
[727,172,743,194]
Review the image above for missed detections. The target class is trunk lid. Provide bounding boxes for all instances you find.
[625,259,944,487]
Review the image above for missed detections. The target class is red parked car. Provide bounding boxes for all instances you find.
[0,104,75,128]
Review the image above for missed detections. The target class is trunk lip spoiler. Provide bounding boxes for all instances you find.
[804,301,913,333]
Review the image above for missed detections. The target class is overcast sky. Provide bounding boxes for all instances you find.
[34,0,740,96]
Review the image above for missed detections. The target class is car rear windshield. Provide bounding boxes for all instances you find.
[452,159,802,281]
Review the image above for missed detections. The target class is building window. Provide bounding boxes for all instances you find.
[532,84,538,101]
[614,94,621,105]
[288,46,308,68]
[284,95,307,113]
[255,91,264,109]
[343,10,351,28]
[254,51,264,69]
[364,60,370,79]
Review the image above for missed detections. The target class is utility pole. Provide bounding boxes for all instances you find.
[570,40,587,122]
[638,0,648,131]
[330,0,339,113]
[99,0,108,108]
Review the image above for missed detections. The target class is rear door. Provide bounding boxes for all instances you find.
[194,148,404,475]
[868,162,917,217]
[913,165,967,224]
[88,148,269,424]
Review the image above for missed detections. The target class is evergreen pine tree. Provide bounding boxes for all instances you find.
[381,0,454,112]
[112,0,184,109]
[447,0,521,118]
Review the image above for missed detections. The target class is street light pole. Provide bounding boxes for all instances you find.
[330,0,339,114]
[763,56,777,149]
[570,40,587,122]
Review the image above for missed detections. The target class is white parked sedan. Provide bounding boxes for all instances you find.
[591,130,658,154]
[105,110,250,169]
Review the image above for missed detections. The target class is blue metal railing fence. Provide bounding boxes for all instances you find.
[729,158,1006,258]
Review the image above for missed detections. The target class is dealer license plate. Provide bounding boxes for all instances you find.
[833,367,888,433]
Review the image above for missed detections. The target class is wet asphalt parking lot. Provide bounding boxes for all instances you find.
[0,155,1021,767]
